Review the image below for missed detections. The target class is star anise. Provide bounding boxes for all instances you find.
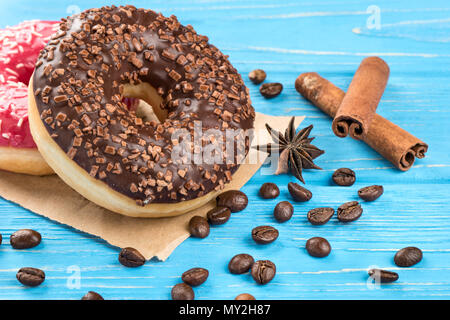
[255,117,325,184]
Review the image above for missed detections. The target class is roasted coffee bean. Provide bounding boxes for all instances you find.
[288,182,312,202]
[228,253,255,274]
[10,229,41,249]
[273,201,294,222]
[16,267,45,287]
[0,233,2,245]
[248,69,266,84]
[368,269,399,283]
[259,183,280,199]
[81,291,104,300]
[337,201,363,222]
[189,216,210,238]
[332,168,356,186]
[306,237,331,258]
[260,82,283,98]
[307,207,335,225]
[252,226,279,244]
[358,185,384,201]
[235,293,256,300]
[394,247,423,267]
[217,190,248,213]
[118,247,145,267]
[171,283,194,300]
[251,260,276,284]
[182,268,209,286]
[207,207,231,225]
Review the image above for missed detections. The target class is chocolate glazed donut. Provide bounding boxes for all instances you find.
[28,5,255,217]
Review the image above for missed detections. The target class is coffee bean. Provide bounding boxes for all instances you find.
[217,190,248,213]
[207,206,231,225]
[10,229,41,249]
[273,201,294,222]
[307,207,335,225]
[332,168,356,186]
[306,237,331,258]
[252,226,279,244]
[251,260,276,284]
[189,216,210,238]
[368,269,399,283]
[16,267,45,287]
[81,291,104,300]
[171,283,194,300]
[248,69,266,84]
[259,182,280,199]
[228,254,254,274]
[260,82,283,98]
[235,293,256,300]
[337,201,363,222]
[0,233,2,245]
[118,247,145,267]
[358,185,384,201]
[288,182,312,202]
[394,247,423,267]
[182,268,209,286]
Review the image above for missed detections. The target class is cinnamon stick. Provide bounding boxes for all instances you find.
[332,57,390,140]
[295,72,428,171]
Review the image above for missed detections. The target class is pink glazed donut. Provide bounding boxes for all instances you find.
[0,20,57,175]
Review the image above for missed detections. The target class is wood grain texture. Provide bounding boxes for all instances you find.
[0,0,449,300]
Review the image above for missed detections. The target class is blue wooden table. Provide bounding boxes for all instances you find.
[0,0,449,300]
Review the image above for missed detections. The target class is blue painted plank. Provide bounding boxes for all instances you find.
[0,0,449,300]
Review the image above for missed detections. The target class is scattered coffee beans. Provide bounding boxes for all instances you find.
[273,201,294,222]
[394,247,423,267]
[235,293,256,300]
[260,82,283,98]
[251,260,276,284]
[288,182,312,202]
[252,226,279,244]
[228,254,254,274]
[217,190,248,213]
[189,216,210,238]
[306,237,331,258]
[248,69,266,84]
[207,207,231,225]
[358,185,384,201]
[10,229,41,249]
[307,207,335,225]
[332,168,356,186]
[337,201,363,222]
[182,268,209,286]
[16,267,45,287]
[81,291,104,300]
[118,247,145,267]
[171,283,195,300]
[259,182,280,199]
[368,269,399,283]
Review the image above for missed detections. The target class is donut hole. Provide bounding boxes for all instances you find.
[122,83,166,124]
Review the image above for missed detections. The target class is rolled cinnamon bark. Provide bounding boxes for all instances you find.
[295,72,428,171]
[332,57,390,140]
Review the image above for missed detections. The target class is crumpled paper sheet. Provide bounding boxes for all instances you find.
[0,113,304,260]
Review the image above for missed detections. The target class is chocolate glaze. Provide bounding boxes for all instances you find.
[33,5,255,205]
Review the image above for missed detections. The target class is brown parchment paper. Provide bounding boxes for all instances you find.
[0,113,304,261]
